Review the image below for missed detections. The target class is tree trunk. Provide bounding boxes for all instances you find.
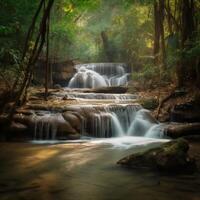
[153,0,166,68]
[166,0,173,34]
[45,5,50,100]
[101,31,113,62]
[8,0,55,119]
[178,0,195,87]
[159,0,166,68]
[153,1,160,64]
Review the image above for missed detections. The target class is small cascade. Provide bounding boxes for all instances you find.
[127,109,164,137]
[68,63,130,88]
[31,100,164,140]
[69,104,164,138]
[145,124,164,138]
[33,112,65,140]
[89,112,123,138]
[62,92,137,101]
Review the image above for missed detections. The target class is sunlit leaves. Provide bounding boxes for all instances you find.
[63,3,74,13]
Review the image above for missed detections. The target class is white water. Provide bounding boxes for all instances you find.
[33,63,165,141]
[33,112,66,140]
[32,104,165,140]
[61,92,137,101]
[68,63,130,88]
[66,104,164,138]
[31,136,169,149]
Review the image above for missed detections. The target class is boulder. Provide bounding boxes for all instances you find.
[57,120,78,135]
[170,103,200,123]
[117,139,196,173]
[13,114,35,127]
[34,59,76,86]
[62,112,82,132]
[140,98,159,110]
[14,113,79,139]
[52,60,76,86]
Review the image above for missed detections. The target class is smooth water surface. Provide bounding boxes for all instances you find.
[0,138,199,200]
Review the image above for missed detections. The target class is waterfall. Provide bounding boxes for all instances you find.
[33,112,65,140]
[32,105,165,140]
[127,109,163,137]
[68,63,130,88]
[31,63,164,140]
[72,104,164,138]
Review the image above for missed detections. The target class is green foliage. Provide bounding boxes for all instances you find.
[0,0,199,88]
[132,64,158,82]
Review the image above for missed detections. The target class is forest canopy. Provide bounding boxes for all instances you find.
[0,0,200,95]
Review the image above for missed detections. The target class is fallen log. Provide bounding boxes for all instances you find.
[165,123,200,138]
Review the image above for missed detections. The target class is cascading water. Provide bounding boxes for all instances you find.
[61,92,137,101]
[127,109,164,138]
[33,112,57,140]
[33,112,67,140]
[68,104,164,138]
[32,63,164,140]
[68,63,130,88]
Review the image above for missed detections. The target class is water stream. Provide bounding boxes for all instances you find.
[33,63,165,142]
[68,63,130,88]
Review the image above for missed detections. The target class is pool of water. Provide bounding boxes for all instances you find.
[0,138,199,200]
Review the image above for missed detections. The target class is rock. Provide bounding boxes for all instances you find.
[117,139,196,173]
[165,123,200,138]
[53,84,62,89]
[90,86,128,94]
[57,120,78,135]
[62,112,81,132]
[169,101,200,123]
[0,117,30,141]
[52,61,76,86]
[10,122,28,132]
[15,109,34,115]
[67,133,81,140]
[13,114,34,127]
[140,98,159,110]
[170,108,200,123]
[34,59,76,86]
[14,113,79,139]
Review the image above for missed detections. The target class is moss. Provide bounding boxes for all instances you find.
[118,139,196,173]
[140,98,159,110]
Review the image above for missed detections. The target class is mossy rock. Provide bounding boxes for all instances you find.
[117,138,196,173]
[140,98,159,110]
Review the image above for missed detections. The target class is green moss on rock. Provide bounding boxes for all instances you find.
[117,138,196,173]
